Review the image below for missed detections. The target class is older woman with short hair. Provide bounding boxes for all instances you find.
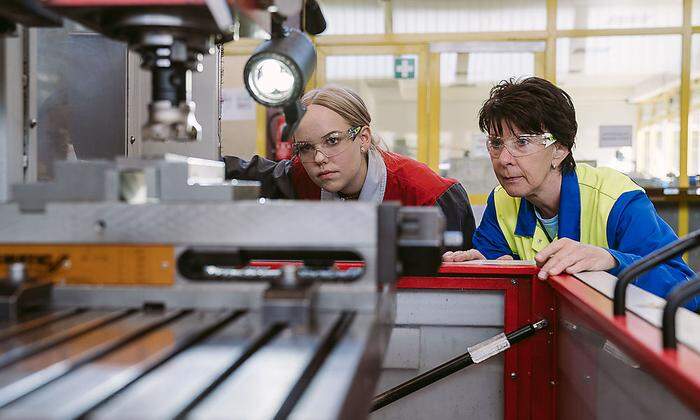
[443,77,699,310]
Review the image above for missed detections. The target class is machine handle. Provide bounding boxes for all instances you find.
[177,248,364,281]
[662,276,700,349]
[613,229,700,316]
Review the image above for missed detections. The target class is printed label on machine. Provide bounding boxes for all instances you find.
[468,333,511,363]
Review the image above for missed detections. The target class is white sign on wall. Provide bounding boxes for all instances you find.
[599,125,633,148]
[221,87,255,121]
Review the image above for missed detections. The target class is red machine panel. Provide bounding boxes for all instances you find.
[399,262,556,420]
[250,261,700,418]
[400,263,700,420]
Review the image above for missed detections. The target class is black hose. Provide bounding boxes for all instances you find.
[370,319,548,412]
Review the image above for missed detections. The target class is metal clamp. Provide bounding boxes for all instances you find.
[662,275,700,349]
[613,229,700,316]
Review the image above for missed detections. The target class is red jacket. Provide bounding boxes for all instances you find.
[292,150,455,202]
[224,151,475,247]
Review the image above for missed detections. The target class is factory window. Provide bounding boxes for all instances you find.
[556,35,682,188]
[317,0,386,34]
[687,35,700,187]
[693,0,700,25]
[558,0,683,30]
[391,0,547,33]
[393,0,546,33]
[324,54,420,159]
[436,42,542,195]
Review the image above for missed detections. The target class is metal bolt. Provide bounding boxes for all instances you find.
[29,118,38,128]
[510,279,518,286]
[584,375,591,381]
[550,380,556,386]
[129,136,136,144]
[161,261,170,269]
[94,220,107,233]
[63,259,72,269]
[510,372,518,380]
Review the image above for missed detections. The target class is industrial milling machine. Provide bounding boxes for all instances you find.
[0,1,447,418]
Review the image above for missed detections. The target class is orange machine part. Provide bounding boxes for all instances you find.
[0,244,175,286]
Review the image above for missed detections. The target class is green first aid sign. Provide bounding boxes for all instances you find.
[394,57,415,79]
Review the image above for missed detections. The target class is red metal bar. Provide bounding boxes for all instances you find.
[439,262,539,277]
[530,276,557,419]
[44,0,208,5]
[505,279,521,420]
[249,261,364,270]
[42,0,260,11]
[547,273,700,414]
[397,276,516,290]
[250,261,539,277]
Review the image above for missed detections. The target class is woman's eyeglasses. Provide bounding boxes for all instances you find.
[293,126,363,163]
[486,132,557,158]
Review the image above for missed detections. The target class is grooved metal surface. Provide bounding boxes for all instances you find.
[188,313,342,419]
[0,306,380,419]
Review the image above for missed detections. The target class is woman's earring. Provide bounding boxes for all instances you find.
[551,162,557,169]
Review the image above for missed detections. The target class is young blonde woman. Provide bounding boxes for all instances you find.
[224,85,476,247]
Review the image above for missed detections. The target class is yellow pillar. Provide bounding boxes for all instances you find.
[428,51,441,172]
[680,0,692,248]
[545,0,557,83]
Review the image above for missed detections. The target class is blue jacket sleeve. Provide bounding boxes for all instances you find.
[606,190,699,311]
[472,191,517,259]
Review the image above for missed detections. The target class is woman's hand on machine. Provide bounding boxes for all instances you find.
[534,238,617,280]
[442,250,514,262]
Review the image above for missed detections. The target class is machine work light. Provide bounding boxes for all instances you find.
[243,27,316,108]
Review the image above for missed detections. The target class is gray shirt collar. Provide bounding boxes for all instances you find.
[320,148,387,203]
